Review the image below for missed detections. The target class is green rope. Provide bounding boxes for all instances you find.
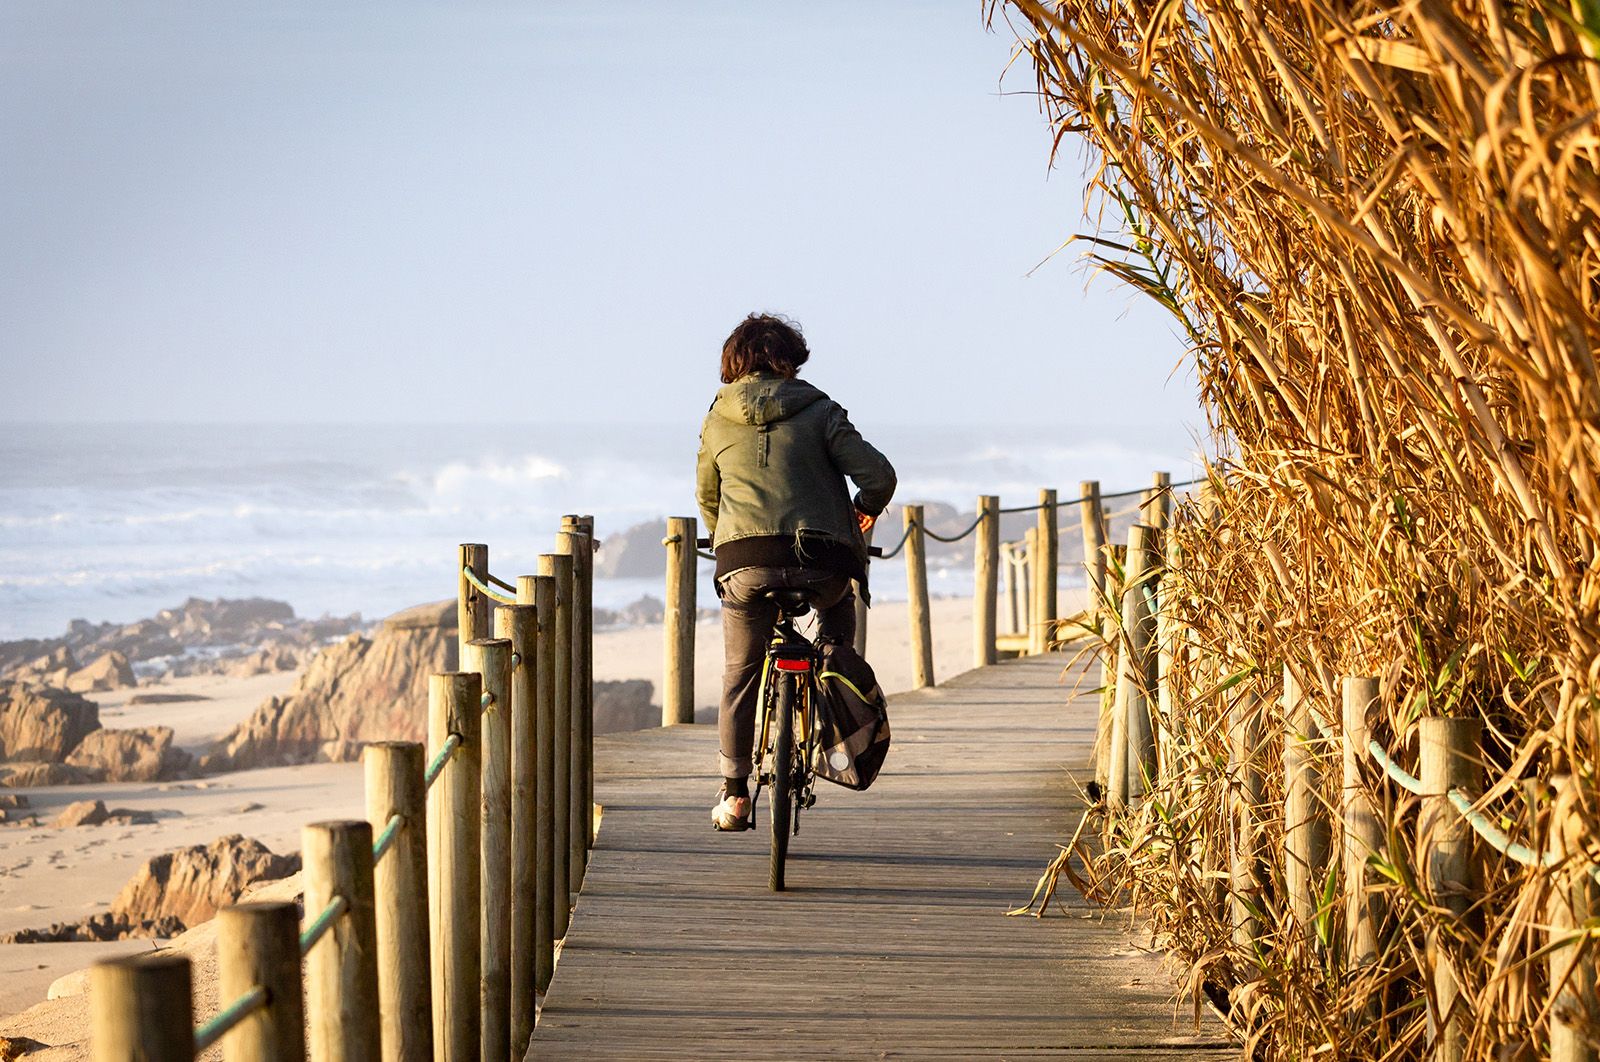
[371,813,404,862]
[424,733,462,789]
[193,985,268,1051]
[299,894,349,955]
[488,571,518,594]
[1366,739,1426,795]
[462,567,517,605]
[1446,789,1556,869]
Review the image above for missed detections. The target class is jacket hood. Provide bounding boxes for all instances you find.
[710,373,828,427]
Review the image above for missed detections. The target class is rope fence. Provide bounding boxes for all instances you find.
[875,522,915,560]
[100,534,596,1059]
[298,894,349,954]
[192,985,268,1052]
[464,566,518,606]
[424,732,462,788]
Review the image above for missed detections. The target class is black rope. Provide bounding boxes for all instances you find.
[875,523,915,560]
[1099,476,1206,502]
[923,512,987,543]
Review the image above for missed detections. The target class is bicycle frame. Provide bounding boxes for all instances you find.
[751,612,820,833]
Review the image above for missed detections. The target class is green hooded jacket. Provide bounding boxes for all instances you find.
[696,372,896,569]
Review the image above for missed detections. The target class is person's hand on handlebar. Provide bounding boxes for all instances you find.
[856,508,876,535]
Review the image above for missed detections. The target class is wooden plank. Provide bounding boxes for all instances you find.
[528,656,1231,1059]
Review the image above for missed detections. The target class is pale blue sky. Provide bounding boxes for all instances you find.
[0,2,1202,431]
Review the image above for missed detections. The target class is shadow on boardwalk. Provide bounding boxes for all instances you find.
[529,655,1234,1060]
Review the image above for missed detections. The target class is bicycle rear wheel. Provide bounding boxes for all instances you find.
[769,675,794,892]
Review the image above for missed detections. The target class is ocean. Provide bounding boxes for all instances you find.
[0,422,1205,640]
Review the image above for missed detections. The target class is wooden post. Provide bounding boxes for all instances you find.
[557,529,590,896]
[91,953,194,1062]
[363,743,429,1062]
[1419,716,1481,1060]
[302,819,380,1062]
[1228,689,1264,953]
[1031,489,1059,654]
[427,672,481,1062]
[1282,665,1331,936]
[494,604,539,1052]
[1078,481,1106,610]
[563,515,597,848]
[462,637,512,1062]
[1341,677,1384,971]
[457,544,489,670]
[853,524,873,656]
[974,495,999,668]
[1001,544,1018,635]
[1549,775,1598,1062]
[1092,542,1121,794]
[903,504,934,689]
[1154,530,1180,784]
[216,902,306,1062]
[518,575,557,994]
[663,516,697,726]
[537,553,573,936]
[1109,525,1159,806]
[1145,471,1172,529]
[1020,528,1036,637]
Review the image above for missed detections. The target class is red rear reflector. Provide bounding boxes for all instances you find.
[774,659,811,672]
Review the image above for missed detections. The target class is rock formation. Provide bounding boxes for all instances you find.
[205,599,661,769]
[0,682,192,786]
[595,518,670,578]
[2,835,297,943]
[48,799,156,828]
[0,762,96,788]
[111,835,299,929]
[203,600,456,771]
[63,651,137,693]
[65,727,190,783]
[0,684,99,763]
[0,596,365,685]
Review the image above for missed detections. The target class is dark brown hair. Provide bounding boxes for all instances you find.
[719,313,810,384]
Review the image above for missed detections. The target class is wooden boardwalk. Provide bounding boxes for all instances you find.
[529,654,1233,1060]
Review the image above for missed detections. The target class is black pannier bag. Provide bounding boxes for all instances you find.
[811,641,890,790]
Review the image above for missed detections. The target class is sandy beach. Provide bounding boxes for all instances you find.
[0,591,1080,1025]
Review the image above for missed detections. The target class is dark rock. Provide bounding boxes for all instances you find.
[125,692,210,706]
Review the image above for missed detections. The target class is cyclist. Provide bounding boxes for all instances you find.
[696,313,896,831]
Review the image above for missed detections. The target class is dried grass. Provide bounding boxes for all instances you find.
[993,0,1600,1056]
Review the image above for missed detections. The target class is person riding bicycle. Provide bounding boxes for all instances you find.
[697,313,896,831]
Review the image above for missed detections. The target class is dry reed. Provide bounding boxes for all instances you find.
[993,0,1600,1056]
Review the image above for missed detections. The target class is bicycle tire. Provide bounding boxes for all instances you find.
[769,674,794,892]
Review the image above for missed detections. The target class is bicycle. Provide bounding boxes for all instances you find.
[752,585,823,891]
[698,538,882,891]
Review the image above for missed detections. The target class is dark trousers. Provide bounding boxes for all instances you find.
[717,566,855,779]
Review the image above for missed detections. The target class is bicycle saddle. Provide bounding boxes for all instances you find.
[763,588,817,615]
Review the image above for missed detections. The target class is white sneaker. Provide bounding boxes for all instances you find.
[711,787,752,831]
